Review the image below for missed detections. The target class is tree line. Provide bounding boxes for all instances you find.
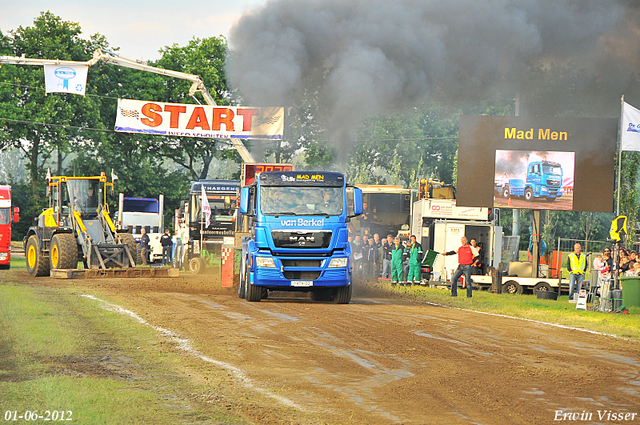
[1,11,639,251]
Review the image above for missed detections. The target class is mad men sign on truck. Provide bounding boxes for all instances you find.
[115,99,284,139]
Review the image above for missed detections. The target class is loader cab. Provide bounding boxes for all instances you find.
[49,177,105,225]
[66,179,102,217]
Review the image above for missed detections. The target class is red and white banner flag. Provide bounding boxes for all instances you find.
[201,185,211,228]
[44,64,88,96]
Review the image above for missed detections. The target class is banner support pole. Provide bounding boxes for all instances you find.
[617,95,624,216]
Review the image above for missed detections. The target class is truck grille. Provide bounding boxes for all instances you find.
[272,230,332,249]
[281,259,322,267]
[283,271,322,280]
[547,178,561,186]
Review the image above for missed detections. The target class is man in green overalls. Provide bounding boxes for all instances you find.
[391,237,405,286]
[405,235,423,285]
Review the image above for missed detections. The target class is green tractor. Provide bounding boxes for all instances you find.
[24,174,137,276]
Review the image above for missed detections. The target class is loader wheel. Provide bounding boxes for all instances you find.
[136,246,144,265]
[117,233,138,266]
[26,235,50,277]
[50,234,78,270]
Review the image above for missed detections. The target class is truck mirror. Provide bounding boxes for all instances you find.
[13,207,19,223]
[352,187,363,216]
[240,187,250,215]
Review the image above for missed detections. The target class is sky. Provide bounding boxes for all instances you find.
[0,0,267,61]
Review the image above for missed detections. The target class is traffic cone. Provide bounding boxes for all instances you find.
[508,196,512,207]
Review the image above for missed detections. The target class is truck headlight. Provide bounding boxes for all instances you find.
[256,257,276,268]
[0,253,7,260]
[328,257,348,268]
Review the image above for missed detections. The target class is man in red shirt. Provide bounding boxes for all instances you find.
[444,236,474,298]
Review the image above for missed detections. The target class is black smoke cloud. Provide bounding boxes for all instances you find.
[227,0,640,158]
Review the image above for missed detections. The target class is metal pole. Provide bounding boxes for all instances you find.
[557,237,562,290]
[531,210,540,278]
[513,93,521,237]
[617,95,624,216]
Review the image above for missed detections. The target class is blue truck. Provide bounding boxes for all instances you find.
[237,171,363,303]
[501,160,563,201]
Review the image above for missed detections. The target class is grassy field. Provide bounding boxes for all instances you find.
[385,283,640,341]
[0,257,250,424]
[0,285,247,424]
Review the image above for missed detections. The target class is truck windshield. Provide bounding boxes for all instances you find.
[67,180,100,214]
[0,207,9,225]
[260,186,343,216]
[192,194,236,222]
[542,165,562,176]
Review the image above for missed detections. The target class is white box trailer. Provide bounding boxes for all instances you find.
[411,198,566,294]
[411,198,500,283]
[428,220,501,282]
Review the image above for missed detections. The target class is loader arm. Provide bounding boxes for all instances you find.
[89,50,217,107]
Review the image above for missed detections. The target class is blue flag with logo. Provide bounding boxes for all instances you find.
[621,101,640,151]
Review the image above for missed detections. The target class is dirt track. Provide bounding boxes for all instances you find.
[17,271,640,424]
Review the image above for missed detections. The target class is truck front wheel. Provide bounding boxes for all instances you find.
[524,188,534,201]
[502,186,510,198]
[245,278,262,302]
[333,284,352,304]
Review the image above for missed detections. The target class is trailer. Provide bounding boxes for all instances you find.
[411,198,567,294]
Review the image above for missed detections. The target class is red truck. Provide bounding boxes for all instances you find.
[0,185,19,269]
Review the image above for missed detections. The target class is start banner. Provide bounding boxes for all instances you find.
[115,99,284,139]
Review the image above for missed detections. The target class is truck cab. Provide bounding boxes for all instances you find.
[504,160,564,201]
[238,171,362,303]
[526,160,563,200]
[0,185,19,269]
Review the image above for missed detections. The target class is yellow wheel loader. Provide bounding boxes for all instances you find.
[24,174,136,276]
